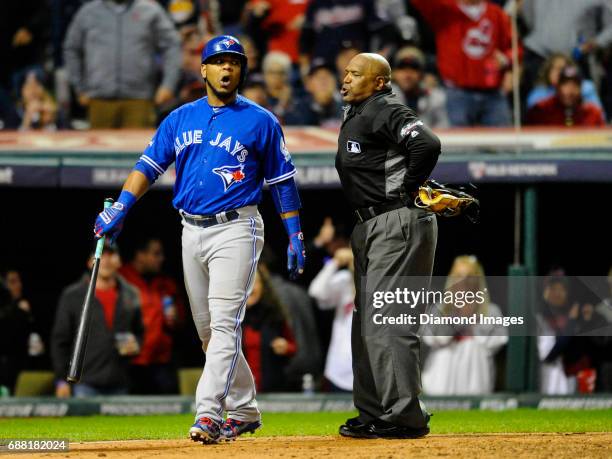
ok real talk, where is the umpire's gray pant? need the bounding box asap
[351,206,437,428]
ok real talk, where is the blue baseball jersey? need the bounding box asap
[134,95,297,215]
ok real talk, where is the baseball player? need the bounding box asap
[94,35,306,444]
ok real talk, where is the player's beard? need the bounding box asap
[206,78,238,103]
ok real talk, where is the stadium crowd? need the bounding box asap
[1,0,611,130]
[1,219,611,398]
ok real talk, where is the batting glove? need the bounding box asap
[94,191,136,242]
[287,232,306,280]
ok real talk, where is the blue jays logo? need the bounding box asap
[213,164,246,191]
[220,38,237,48]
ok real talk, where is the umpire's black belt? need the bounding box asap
[354,199,408,223]
[180,209,240,228]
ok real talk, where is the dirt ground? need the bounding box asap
[12,433,612,459]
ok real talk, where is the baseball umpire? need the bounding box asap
[94,35,306,444]
[336,53,441,439]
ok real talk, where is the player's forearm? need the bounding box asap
[122,170,151,201]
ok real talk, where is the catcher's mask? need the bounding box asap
[414,180,480,223]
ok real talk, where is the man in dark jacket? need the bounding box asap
[52,244,143,397]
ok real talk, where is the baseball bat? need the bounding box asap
[66,198,114,383]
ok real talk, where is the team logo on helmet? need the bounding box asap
[220,38,237,48]
[213,164,246,191]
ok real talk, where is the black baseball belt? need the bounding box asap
[354,199,409,223]
[180,209,240,228]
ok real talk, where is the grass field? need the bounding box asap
[1,409,611,441]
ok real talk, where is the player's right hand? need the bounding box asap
[94,191,137,242]
[94,202,127,242]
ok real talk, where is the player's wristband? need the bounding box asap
[117,190,137,212]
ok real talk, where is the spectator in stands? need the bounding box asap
[52,244,143,398]
[287,59,342,127]
[18,72,59,131]
[151,1,221,38]
[376,0,420,44]
[242,76,269,107]
[63,0,181,128]
[309,247,354,392]
[0,277,31,395]
[527,53,604,111]
[334,41,362,84]
[589,267,612,391]
[242,268,297,392]
[596,267,612,323]
[0,1,49,130]
[299,0,398,76]
[537,272,576,394]
[392,46,449,128]
[238,34,263,78]
[0,1,49,94]
[421,255,508,395]
[520,0,612,96]
[119,238,182,394]
[411,0,514,127]
[175,28,205,107]
[218,0,248,36]
[262,51,303,123]
[527,65,606,127]
[302,216,350,290]
[259,251,322,391]
[1,269,45,363]
[566,303,611,393]
[243,0,309,66]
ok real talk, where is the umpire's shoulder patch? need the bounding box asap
[400,120,424,138]
[347,140,361,154]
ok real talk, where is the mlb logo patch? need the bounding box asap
[347,141,361,154]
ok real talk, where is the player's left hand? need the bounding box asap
[287,232,305,280]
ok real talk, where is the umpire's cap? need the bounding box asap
[201,35,248,85]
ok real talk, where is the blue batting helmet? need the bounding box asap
[201,35,248,85]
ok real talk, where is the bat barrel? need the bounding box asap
[66,257,101,383]
[66,198,113,384]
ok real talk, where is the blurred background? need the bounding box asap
[0,0,611,404]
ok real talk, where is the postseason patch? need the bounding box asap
[347,140,361,153]
[400,120,424,138]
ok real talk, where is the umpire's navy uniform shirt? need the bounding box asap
[335,88,441,209]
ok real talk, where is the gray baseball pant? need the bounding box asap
[181,205,264,424]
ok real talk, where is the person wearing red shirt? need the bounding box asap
[242,268,297,392]
[244,0,309,64]
[527,65,605,127]
[52,244,143,398]
[119,238,184,394]
[411,0,514,126]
